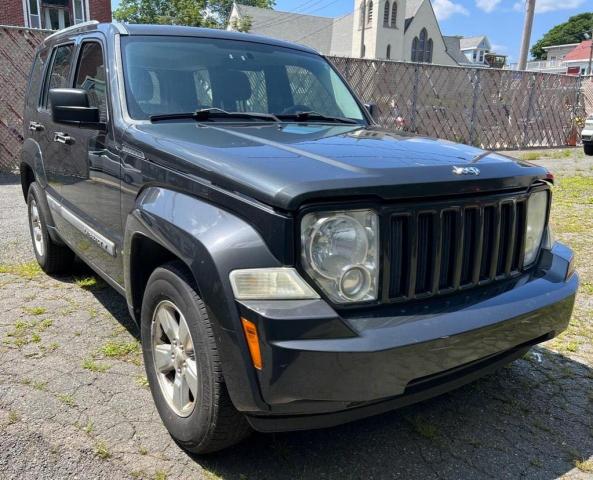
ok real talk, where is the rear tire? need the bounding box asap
[141,261,251,454]
[27,182,74,274]
[584,143,593,156]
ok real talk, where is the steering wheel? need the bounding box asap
[280,105,313,115]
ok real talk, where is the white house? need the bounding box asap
[227,0,465,66]
[459,35,491,66]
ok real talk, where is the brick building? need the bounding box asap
[1,0,111,30]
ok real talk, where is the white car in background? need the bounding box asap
[583,115,593,156]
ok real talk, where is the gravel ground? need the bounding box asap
[1,150,593,479]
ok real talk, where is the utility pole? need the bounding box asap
[360,0,366,58]
[588,34,593,76]
[518,0,536,70]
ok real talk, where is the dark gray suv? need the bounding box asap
[21,21,578,453]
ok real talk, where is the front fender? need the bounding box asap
[124,187,283,412]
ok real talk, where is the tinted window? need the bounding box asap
[121,36,365,123]
[26,48,49,110]
[43,44,74,108]
[75,42,107,122]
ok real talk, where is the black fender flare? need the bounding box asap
[20,138,63,244]
[124,186,282,412]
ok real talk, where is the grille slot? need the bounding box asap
[388,195,530,302]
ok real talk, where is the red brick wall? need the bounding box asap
[0,1,111,28]
[89,0,112,23]
[0,1,26,27]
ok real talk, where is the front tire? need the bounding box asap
[141,261,251,454]
[584,143,593,156]
[27,182,74,274]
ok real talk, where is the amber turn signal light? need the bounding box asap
[241,318,263,370]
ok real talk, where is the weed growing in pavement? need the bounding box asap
[56,393,75,407]
[94,441,111,459]
[82,358,110,373]
[100,340,141,360]
[7,410,20,425]
[0,261,42,279]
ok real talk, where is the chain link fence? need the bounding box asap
[329,56,587,150]
[581,75,593,117]
[0,26,591,172]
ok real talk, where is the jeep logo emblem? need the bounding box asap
[452,166,480,176]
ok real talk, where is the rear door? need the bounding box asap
[37,42,76,198]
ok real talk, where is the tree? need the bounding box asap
[113,0,275,29]
[531,12,593,60]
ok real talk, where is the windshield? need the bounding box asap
[120,36,367,123]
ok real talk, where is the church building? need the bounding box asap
[228,0,467,66]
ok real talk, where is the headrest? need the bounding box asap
[213,70,252,110]
[129,68,154,103]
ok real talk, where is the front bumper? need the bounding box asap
[237,244,578,432]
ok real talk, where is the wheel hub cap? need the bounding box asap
[151,300,198,417]
[29,199,44,257]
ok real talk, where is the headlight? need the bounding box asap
[301,209,379,303]
[524,191,549,266]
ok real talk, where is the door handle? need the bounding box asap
[29,121,44,132]
[53,132,74,145]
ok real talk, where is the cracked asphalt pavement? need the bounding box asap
[1,151,592,479]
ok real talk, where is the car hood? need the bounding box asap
[127,122,548,210]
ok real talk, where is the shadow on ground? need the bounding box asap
[71,268,592,479]
[195,349,593,479]
[0,172,20,186]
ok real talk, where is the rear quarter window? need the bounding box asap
[42,43,75,109]
[26,48,49,110]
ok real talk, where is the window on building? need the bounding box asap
[367,1,373,24]
[42,44,74,108]
[43,4,71,30]
[473,51,477,61]
[384,1,390,27]
[391,2,397,27]
[72,0,87,24]
[411,29,433,63]
[75,42,107,122]
[386,44,391,59]
[479,50,484,62]
[359,1,365,28]
[26,0,41,28]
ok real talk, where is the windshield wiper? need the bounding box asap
[150,108,280,123]
[277,111,359,124]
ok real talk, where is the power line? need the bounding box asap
[243,0,344,32]
[247,0,330,30]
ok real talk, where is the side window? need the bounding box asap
[42,44,74,109]
[75,42,107,122]
[26,48,49,110]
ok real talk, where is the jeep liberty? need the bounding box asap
[20,21,578,453]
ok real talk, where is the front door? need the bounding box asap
[49,38,124,284]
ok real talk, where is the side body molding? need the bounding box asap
[124,187,282,412]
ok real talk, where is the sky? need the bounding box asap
[110,0,593,62]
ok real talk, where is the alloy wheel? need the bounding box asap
[151,300,199,417]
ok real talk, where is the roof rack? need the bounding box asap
[45,20,99,41]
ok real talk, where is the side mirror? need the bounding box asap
[364,102,377,121]
[49,88,104,129]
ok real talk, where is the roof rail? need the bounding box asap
[45,20,99,41]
